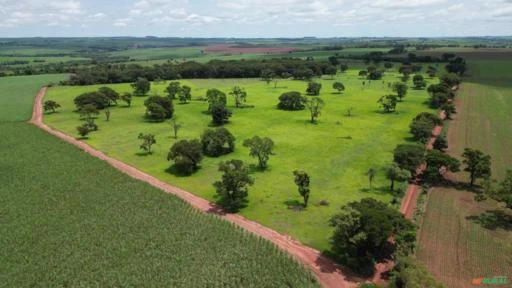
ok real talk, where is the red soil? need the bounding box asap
[203,44,296,54]
[30,87,358,288]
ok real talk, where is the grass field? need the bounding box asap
[0,74,67,122]
[44,70,437,250]
[417,57,512,286]
[0,75,318,287]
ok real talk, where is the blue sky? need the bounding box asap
[0,0,511,37]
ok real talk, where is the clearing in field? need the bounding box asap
[44,70,437,250]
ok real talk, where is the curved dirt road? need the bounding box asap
[30,87,358,287]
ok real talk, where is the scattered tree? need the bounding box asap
[378,95,398,113]
[168,139,203,175]
[412,75,427,89]
[306,97,324,123]
[325,66,337,79]
[166,81,181,99]
[243,136,275,169]
[206,88,227,113]
[144,96,174,121]
[43,100,61,113]
[306,81,322,96]
[76,124,91,138]
[424,150,460,183]
[170,117,182,139]
[214,159,253,212]
[98,87,120,106]
[104,107,111,121]
[131,77,151,96]
[120,92,132,107]
[329,198,415,275]
[138,133,156,154]
[340,64,349,73]
[332,82,345,94]
[229,86,248,108]
[178,85,192,104]
[366,167,377,189]
[293,170,311,207]
[201,127,236,157]
[384,163,412,191]
[210,103,232,125]
[79,104,99,131]
[441,103,456,120]
[260,69,275,84]
[74,91,109,109]
[462,148,492,187]
[494,170,512,208]
[394,144,425,174]
[433,134,448,151]
[393,82,408,101]
[277,91,307,111]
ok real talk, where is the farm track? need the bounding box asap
[30,87,358,288]
[400,111,446,219]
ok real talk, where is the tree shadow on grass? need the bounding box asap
[466,209,512,231]
[164,165,202,178]
[75,136,90,140]
[283,199,305,211]
[135,151,153,157]
[248,163,272,174]
[359,185,392,195]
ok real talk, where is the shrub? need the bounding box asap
[277,91,306,111]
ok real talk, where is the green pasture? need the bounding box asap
[45,70,437,250]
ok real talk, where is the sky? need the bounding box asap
[0,0,511,37]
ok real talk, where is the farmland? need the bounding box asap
[0,75,318,287]
[417,55,512,286]
[44,70,437,251]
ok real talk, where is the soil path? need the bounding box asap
[30,87,358,287]
[400,110,446,219]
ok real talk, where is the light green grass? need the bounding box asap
[0,74,67,122]
[45,71,436,250]
[0,122,318,287]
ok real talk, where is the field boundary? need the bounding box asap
[30,87,358,288]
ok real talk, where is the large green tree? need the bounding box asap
[214,160,253,212]
[293,170,311,207]
[384,163,411,191]
[131,77,151,96]
[243,136,275,169]
[393,82,408,101]
[306,97,324,123]
[229,86,248,108]
[393,144,425,174]
[277,91,307,111]
[462,148,492,187]
[168,139,203,175]
[201,127,236,157]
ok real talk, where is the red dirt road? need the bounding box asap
[400,110,446,219]
[30,87,358,288]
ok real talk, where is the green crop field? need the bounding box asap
[44,70,437,250]
[0,75,318,287]
[417,56,512,287]
[110,47,205,60]
[0,74,67,122]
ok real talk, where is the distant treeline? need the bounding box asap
[63,58,334,85]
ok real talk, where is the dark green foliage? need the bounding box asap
[340,64,349,73]
[79,104,99,131]
[168,139,203,175]
[462,148,492,187]
[43,100,61,113]
[201,127,236,157]
[329,198,415,275]
[393,82,408,101]
[306,81,322,96]
[358,70,368,77]
[293,170,311,207]
[214,159,254,212]
[243,136,275,169]
[1,123,318,287]
[99,87,120,106]
[378,94,398,113]
[433,134,448,151]
[441,103,456,119]
[394,144,425,174]
[131,77,151,96]
[138,133,156,154]
[445,57,466,76]
[409,112,442,143]
[166,81,181,99]
[424,150,461,183]
[206,88,227,112]
[260,69,275,84]
[277,91,307,111]
[178,85,192,104]
[74,91,109,109]
[389,256,445,288]
[384,163,412,191]
[210,103,232,125]
[413,75,427,89]
[144,96,174,121]
[325,66,337,78]
[76,123,91,137]
[333,82,345,93]
[367,70,383,80]
[440,73,461,87]
[120,92,132,107]
[229,86,247,108]
[495,170,512,209]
